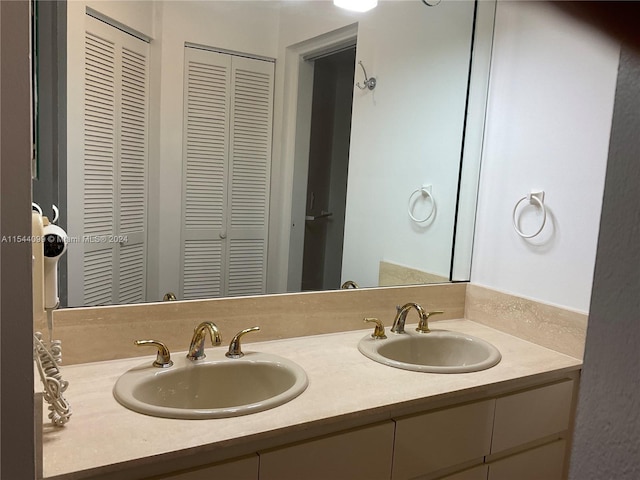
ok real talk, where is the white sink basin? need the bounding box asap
[113,351,308,419]
[358,329,501,373]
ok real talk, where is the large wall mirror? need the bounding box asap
[33,0,495,308]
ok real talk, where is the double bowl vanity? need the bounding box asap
[42,312,581,480]
[113,304,502,420]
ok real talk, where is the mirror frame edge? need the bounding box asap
[451,0,497,282]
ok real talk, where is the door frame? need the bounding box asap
[267,23,358,293]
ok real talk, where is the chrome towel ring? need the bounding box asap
[512,191,547,238]
[408,185,436,223]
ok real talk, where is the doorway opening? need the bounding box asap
[301,47,356,291]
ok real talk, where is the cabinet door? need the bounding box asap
[438,465,488,480]
[155,454,258,480]
[492,380,573,454]
[392,400,494,480]
[259,422,395,480]
[488,440,565,480]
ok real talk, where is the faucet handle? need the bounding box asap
[134,340,173,368]
[415,310,445,333]
[226,326,260,359]
[364,318,387,339]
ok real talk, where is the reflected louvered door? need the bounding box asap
[181,49,231,300]
[67,16,148,306]
[117,36,148,304]
[227,57,273,296]
[180,48,273,299]
[77,24,116,306]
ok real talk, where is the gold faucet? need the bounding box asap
[186,322,222,360]
[391,303,444,334]
[341,280,359,289]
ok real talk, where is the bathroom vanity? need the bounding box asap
[41,319,580,480]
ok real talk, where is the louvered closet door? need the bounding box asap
[181,48,231,300]
[67,16,148,306]
[181,48,273,299]
[117,36,148,304]
[227,57,274,296]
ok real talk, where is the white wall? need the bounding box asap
[471,1,620,312]
[341,0,476,287]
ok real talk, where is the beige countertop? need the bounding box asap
[41,319,581,479]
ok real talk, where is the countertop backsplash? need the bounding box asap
[45,283,466,365]
[41,282,587,365]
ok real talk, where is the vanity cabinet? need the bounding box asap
[487,439,566,480]
[154,455,259,480]
[258,422,395,480]
[115,378,577,480]
[391,400,494,479]
[438,465,489,480]
[490,380,574,454]
[391,379,575,480]
[485,380,574,480]
[254,379,574,480]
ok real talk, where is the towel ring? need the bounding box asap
[512,191,547,238]
[408,186,436,223]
